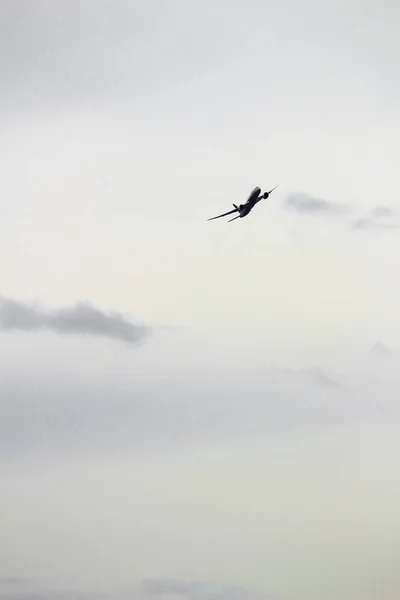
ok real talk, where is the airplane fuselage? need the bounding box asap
[238,203,253,218]
[237,189,262,218]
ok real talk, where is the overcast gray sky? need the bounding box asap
[1,1,400,599]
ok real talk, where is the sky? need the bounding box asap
[1,1,400,599]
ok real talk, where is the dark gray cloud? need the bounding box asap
[284,193,346,216]
[0,297,149,345]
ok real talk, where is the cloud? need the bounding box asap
[351,218,399,230]
[305,368,345,390]
[139,580,279,600]
[368,341,397,358]
[4,359,400,464]
[0,578,33,588]
[370,206,397,218]
[351,205,398,230]
[0,296,149,345]
[0,1,155,111]
[284,193,346,216]
[352,218,375,229]
[0,1,254,114]
[0,579,280,600]
[276,367,345,391]
[284,194,398,232]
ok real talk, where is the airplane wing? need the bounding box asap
[207,208,238,221]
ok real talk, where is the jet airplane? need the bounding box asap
[207,185,278,222]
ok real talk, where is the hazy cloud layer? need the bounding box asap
[2,356,400,598]
[0,579,279,600]
[2,360,399,462]
[284,193,346,216]
[0,297,148,345]
[140,580,277,600]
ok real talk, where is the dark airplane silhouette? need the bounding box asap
[207,185,278,222]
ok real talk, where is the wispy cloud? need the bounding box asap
[284,193,346,216]
[351,205,398,230]
[277,367,345,391]
[305,368,345,390]
[352,218,399,230]
[370,206,396,219]
[285,194,399,233]
[0,297,149,345]
[368,341,397,358]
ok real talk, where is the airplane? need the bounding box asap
[207,185,278,222]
